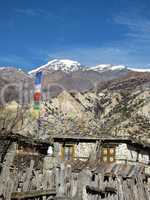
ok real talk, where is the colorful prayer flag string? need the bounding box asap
[33,71,43,117]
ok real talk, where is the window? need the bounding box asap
[17,145,38,156]
[61,144,75,160]
[101,147,115,163]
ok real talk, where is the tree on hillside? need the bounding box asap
[0,102,32,136]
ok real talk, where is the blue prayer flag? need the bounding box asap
[35,71,43,85]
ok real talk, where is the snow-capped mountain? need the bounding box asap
[128,67,150,72]
[87,64,127,72]
[29,59,82,75]
[28,58,150,76]
[88,64,150,73]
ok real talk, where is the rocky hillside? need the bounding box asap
[38,61,130,97]
[0,61,150,144]
[32,71,150,144]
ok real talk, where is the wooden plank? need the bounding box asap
[117,177,124,200]
[65,164,72,197]
[11,189,56,199]
[0,142,17,200]
[23,159,34,192]
[86,185,116,195]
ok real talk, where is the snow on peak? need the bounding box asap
[128,67,150,72]
[29,59,82,75]
[28,59,150,75]
[88,64,126,72]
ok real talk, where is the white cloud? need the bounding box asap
[15,8,150,68]
[113,11,150,42]
[27,9,150,68]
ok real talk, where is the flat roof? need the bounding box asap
[53,135,150,150]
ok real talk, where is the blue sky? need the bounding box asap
[1,0,150,71]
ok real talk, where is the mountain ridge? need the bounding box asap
[28,59,150,75]
[0,60,149,143]
[0,59,150,75]
[0,59,150,102]
[28,59,82,75]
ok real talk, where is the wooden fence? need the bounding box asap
[0,142,149,200]
[55,163,150,200]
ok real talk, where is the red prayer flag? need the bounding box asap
[34,92,41,101]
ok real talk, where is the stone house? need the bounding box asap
[0,133,149,199]
[0,133,54,199]
[46,134,150,174]
[0,133,50,171]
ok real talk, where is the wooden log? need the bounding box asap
[98,172,105,191]
[71,173,78,198]
[55,167,60,196]
[5,178,14,200]
[34,170,42,190]
[23,160,34,192]
[11,189,56,200]
[132,180,140,200]
[55,163,66,198]
[86,185,117,196]
[76,168,91,200]
[137,177,149,200]
[0,142,17,200]
[65,164,71,197]
[59,163,65,196]
[144,185,150,200]
[116,177,124,200]
[122,179,131,200]
[105,186,117,194]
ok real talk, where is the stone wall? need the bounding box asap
[116,143,150,174]
[54,142,96,160]
[44,142,150,173]
[43,142,96,169]
[116,143,149,164]
[75,143,96,159]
